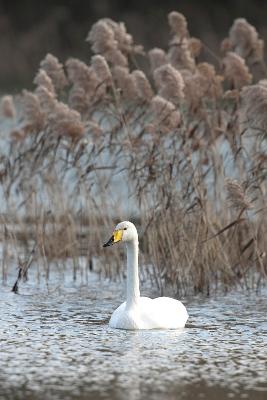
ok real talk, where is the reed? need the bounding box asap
[0,11,267,294]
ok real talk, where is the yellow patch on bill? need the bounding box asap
[113,229,123,243]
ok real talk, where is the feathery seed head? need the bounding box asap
[132,70,153,101]
[229,18,263,62]
[68,85,88,113]
[168,11,188,39]
[148,48,168,72]
[87,20,117,54]
[48,102,84,139]
[66,58,92,86]
[1,95,16,119]
[225,178,253,211]
[21,90,44,130]
[222,52,252,89]
[113,66,139,101]
[153,64,184,104]
[188,37,202,58]
[40,53,67,90]
[91,55,112,84]
[151,95,181,131]
[35,86,56,113]
[239,84,267,133]
[168,40,195,71]
[34,69,55,95]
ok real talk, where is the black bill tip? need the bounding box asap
[103,235,114,248]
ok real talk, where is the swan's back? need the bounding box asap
[109,296,188,330]
[145,297,188,328]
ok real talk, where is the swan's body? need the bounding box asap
[109,296,188,329]
[103,221,188,330]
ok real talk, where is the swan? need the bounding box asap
[103,221,188,330]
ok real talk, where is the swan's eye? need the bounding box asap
[124,228,127,230]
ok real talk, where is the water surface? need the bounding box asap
[0,270,266,400]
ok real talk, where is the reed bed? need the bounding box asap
[0,11,267,295]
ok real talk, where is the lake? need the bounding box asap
[0,268,266,400]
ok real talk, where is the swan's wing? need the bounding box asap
[139,296,188,329]
[109,302,126,328]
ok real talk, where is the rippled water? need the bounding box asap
[0,269,266,400]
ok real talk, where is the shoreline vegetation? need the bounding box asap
[0,11,267,295]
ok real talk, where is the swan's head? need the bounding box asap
[103,221,138,247]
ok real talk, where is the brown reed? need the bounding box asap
[1,11,267,295]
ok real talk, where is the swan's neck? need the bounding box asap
[126,238,140,309]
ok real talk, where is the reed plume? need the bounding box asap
[239,84,267,133]
[148,48,167,72]
[66,58,96,88]
[1,95,16,119]
[113,66,139,101]
[87,18,142,68]
[35,86,56,113]
[228,18,264,63]
[132,70,153,102]
[153,64,184,104]
[151,95,181,131]
[87,20,117,54]
[188,37,202,58]
[68,86,88,113]
[182,63,223,109]
[66,58,105,104]
[34,69,56,95]
[167,11,196,71]
[222,52,252,89]
[168,11,188,40]
[40,53,68,90]
[47,102,84,139]
[225,178,253,211]
[91,55,112,85]
[168,39,195,71]
[21,90,44,131]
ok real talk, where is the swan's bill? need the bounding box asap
[103,235,114,247]
[103,229,123,247]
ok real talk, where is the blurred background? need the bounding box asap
[0,0,267,91]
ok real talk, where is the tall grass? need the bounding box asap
[0,12,267,295]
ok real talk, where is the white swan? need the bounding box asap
[103,221,188,330]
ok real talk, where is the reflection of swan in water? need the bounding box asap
[103,221,188,330]
[113,329,184,400]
